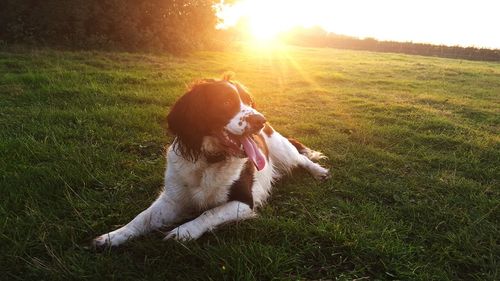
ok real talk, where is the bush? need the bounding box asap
[0,0,219,53]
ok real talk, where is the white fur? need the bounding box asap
[94,112,329,247]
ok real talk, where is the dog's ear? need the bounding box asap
[167,86,207,161]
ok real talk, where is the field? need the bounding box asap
[1,45,499,280]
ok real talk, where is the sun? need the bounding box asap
[242,1,290,42]
[248,19,281,42]
[215,0,316,43]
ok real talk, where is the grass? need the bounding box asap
[0,45,499,280]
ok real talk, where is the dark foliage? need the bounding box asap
[281,26,500,62]
[0,0,220,53]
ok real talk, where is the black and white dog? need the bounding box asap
[93,75,330,247]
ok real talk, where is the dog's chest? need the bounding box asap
[171,156,247,209]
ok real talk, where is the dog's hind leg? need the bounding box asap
[287,137,327,162]
[264,128,330,181]
[93,192,182,248]
[296,153,331,181]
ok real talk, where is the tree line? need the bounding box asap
[0,0,220,53]
[1,1,499,61]
[280,27,500,62]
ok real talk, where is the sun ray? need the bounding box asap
[280,48,323,92]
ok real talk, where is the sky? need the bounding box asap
[215,0,500,49]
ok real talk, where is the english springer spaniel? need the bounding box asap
[93,75,330,247]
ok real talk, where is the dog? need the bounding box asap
[93,75,330,247]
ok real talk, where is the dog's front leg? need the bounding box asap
[93,192,182,247]
[164,201,256,241]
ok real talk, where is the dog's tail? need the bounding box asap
[287,138,327,161]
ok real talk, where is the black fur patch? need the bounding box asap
[228,160,255,209]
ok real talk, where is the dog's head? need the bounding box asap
[167,74,266,170]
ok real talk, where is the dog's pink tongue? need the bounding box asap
[241,136,266,171]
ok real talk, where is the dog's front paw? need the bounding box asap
[92,234,113,249]
[92,230,129,249]
[164,222,205,241]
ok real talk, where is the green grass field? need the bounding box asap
[1,45,499,280]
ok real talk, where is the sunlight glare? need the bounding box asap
[216,0,318,43]
[215,0,500,49]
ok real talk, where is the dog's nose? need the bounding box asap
[246,114,266,130]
